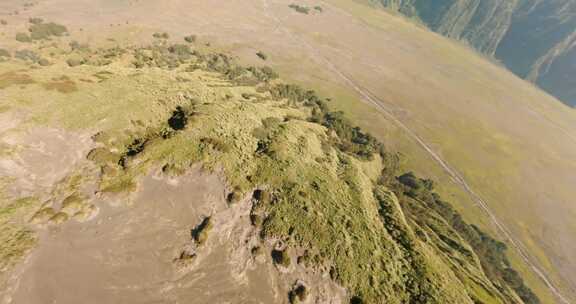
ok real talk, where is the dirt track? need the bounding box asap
[261,0,571,302]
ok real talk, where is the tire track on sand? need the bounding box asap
[261,0,570,302]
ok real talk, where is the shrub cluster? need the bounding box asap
[395,172,540,304]
[15,20,67,42]
[15,33,32,43]
[133,44,194,69]
[269,84,382,160]
[28,21,68,40]
[152,32,169,39]
[374,187,432,303]
[289,4,310,14]
[225,65,278,85]
[14,49,48,65]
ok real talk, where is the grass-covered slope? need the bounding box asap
[368,0,576,106]
[0,35,538,303]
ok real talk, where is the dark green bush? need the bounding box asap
[321,111,382,160]
[256,51,267,60]
[167,106,189,130]
[394,171,540,304]
[289,4,310,14]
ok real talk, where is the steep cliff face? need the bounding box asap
[373,0,576,107]
[496,0,576,106]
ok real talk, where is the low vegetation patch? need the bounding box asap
[0,197,38,271]
[289,4,310,14]
[0,71,35,89]
[184,35,197,43]
[42,76,78,93]
[0,49,10,58]
[28,20,68,40]
[394,172,540,304]
[15,32,32,43]
[152,32,169,39]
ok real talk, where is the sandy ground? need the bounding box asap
[4,170,278,304]
[2,168,346,304]
[0,126,93,197]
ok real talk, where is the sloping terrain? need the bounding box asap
[0,23,544,303]
[370,0,576,107]
[0,0,575,303]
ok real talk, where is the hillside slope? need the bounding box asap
[0,0,575,303]
[0,32,540,303]
[371,0,576,107]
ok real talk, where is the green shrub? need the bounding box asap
[15,33,32,43]
[256,51,267,60]
[152,32,169,39]
[29,22,68,40]
[167,106,189,130]
[288,4,310,14]
[350,296,364,304]
[66,57,85,67]
[321,111,382,160]
[249,66,278,82]
[168,44,192,62]
[69,40,90,51]
[14,50,41,63]
[394,171,540,304]
[184,35,197,43]
[38,58,50,66]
